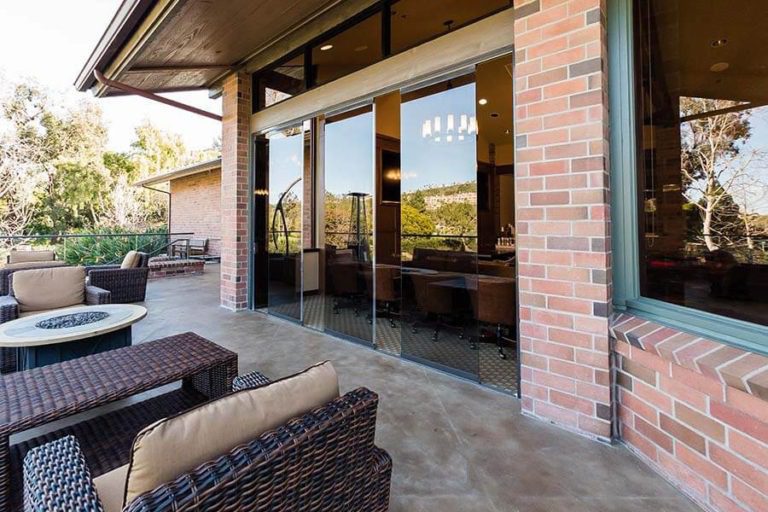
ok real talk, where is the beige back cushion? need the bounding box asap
[3,261,67,270]
[8,250,56,264]
[124,361,339,505]
[120,251,140,269]
[13,266,86,313]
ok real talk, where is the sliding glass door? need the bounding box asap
[266,123,306,322]
[321,107,375,345]
[399,76,480,379]
[252,54,517,394]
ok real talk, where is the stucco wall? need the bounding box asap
[170,170,222,256]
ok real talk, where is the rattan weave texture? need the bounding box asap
[0,332,237,511]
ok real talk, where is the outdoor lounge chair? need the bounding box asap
[86,251,150,303]
[171,238,209,258]
[0,266,111,373]
[23,362,393,512]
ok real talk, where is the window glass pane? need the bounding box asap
[637,0,768,326]
[322,107,375,345]
[391,0,511,54]
[400,76,480,379]
[266,124,305,321]
[256,53,305,110]
[311,13,383,87]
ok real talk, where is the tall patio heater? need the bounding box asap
[346,192,370,262]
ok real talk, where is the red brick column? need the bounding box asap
[513,0,612,440]
[220,72,251,310]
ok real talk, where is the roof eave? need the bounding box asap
[74,0,157,92]
[132,158,222,187]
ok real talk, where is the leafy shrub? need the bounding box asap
[56,228,169,265]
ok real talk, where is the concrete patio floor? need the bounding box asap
[132,268,700,512]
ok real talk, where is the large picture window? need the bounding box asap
[634,0,768,327]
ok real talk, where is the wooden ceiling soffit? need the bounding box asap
[205,0,380,94]
[95,0,184,97]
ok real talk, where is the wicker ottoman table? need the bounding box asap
[0,332,237,511]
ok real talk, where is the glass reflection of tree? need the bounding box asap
[269,177,302,255]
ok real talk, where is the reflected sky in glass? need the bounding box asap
[401,84,477,192]
[268,131,303,205]
[325,112,374,195]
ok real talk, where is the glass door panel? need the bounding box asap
[266,124,305,322]
[476,54,518,394]
[400,76,480,380]
[374,92,402,355]
[323,106,375,345]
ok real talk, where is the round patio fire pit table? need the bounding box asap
[0,304,146,371]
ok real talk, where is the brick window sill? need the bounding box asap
[610,313,768,401]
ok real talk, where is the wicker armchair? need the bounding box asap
[23,376,392,512]
[0,273,110,374]
[86,252,150,303]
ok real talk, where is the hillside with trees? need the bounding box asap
[0,78,219,258]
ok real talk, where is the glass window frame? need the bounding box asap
[608,0,768,356]
[251,1,513,112]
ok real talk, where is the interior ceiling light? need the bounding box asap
[478,98,488,105]
[320,44,334,51]
[711,38,728,48]
[710,62,730,73]
[354,45,368,52]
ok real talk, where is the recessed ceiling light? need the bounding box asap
[710,62,730,73]
[354,45,368,52]
[320,44,334,51]
[711,38,728,48]
[478,98,488,105]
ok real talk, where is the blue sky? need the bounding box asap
[400,83,477,192]
[268,132,304,204]
[0,1,221,152]
[325,112,374,196]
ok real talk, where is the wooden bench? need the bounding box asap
[0,332,237,511]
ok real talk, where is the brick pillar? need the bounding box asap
[513,0,612,440]
[220,72,251,310]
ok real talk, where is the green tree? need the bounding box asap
[681,97,755,251]
[130,121,187,178]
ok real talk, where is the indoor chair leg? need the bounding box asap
[496,323,507,360]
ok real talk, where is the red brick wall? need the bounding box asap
[513,0,612,440]
[613,315,768,512]
[170,170,222,256]
[220,72,251,310]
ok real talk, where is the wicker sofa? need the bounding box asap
[0,266,111,374]
[23,364,392,512]
[86,252,150,303]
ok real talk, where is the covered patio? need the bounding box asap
[130,269,697,512]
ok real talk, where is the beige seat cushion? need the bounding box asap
[8,250,56,264]
[124,361,339,506]
[3,261,67,270]
[94,464,129,512]
[13,267,86,313]
[120,251,140,269]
